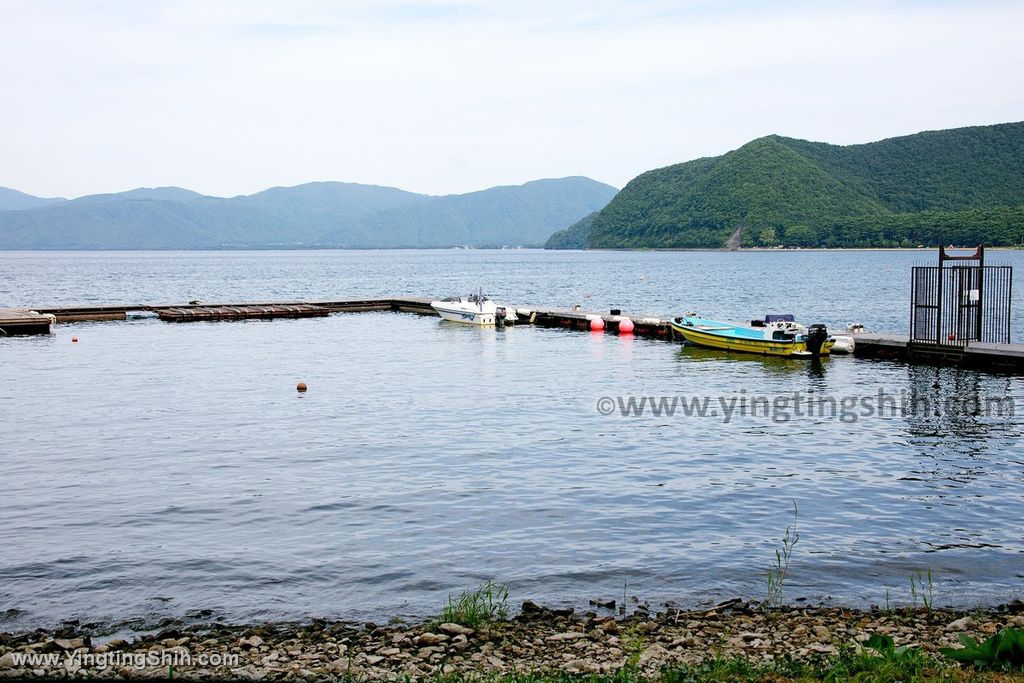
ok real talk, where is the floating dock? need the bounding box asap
[0,308,53,336]
[5,298,1022,373]
[37,305,129,322]
[32,297,438,323]
[157,304,331,322]
[854,334,1024,372]
[527,307,672,338]
[20,298,672,339]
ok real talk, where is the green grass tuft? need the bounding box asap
[443,579,510,627]
[764,500,799,610]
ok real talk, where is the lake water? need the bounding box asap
[1,249,1023,632]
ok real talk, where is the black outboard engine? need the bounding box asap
[805,324,830,356]
[496,306,508,328]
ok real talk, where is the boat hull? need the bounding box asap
[671,319,834,357]
[431,303,496,325]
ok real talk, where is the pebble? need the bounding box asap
[636,621,659,633]
[671,635,698,649]
[326,657,353,674]
[638,644,670,667]
[53,638,86,650]
[239,635,264,648]
[438,623,475,637]
[414,632,448,646]
[565,658,599,673]
[946,616,976,632]
[0,604,1010,680]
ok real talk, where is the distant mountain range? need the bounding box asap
[0,177,617,249]
[546,122,1024,249]
[0,187,67,211]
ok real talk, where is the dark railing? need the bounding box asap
[910,246,1012,346]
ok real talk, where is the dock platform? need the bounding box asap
[152,298,438,321]
[0,308,53,336]
[528,307,674,338]
[31,297,438,323]
[854,334,1024,371]
[37,306,129,322]
[8,298,1024,373]
[156,304,331,322]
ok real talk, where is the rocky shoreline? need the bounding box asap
[2,600,1024,680]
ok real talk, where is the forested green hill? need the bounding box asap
[546,122,1024,249]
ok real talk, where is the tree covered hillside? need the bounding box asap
[547,122,1024,249]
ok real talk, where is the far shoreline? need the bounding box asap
[0,246,1021,254]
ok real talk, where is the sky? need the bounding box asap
[1,0,1022,199]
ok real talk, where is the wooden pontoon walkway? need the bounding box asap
[6,298,1023,372]
[853,333,1024,372]
[157,304,331,322]
[0,308,53,336]
[527,307,672,338]
[33,297,438,323]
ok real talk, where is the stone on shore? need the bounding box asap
[1,603,1019,680]
[438,623,475,637]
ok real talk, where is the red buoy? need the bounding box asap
[71,336,78,343]
[618,319,635,334]
[589,318,605,331]
[296,382,308,393]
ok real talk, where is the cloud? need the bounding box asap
[0,0,1021,197]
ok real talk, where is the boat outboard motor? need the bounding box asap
[805,324,830,356]
[496,306,508,328]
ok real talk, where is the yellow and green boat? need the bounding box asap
[670,314,835,358]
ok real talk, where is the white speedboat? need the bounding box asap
[431,291,502,325]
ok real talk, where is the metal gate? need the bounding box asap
[910,246,1012,346]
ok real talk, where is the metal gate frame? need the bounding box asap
[910,245,1013,346]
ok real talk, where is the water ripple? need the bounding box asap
[1,251,1023,631]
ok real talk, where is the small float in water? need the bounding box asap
[430,290,515,326]
[671,313,835,358]
[829,323,865,354]
[830,335,855,354]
